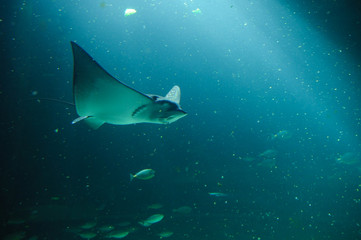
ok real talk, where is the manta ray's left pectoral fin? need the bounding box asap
[72,115,104,129]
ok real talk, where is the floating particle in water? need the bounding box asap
[124,8,136,16]
[192,8,202,15]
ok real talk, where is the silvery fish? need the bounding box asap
[208,192,228,197]
[98,225,115,232]
[258,149,277,158]
[80,221,97,229]
[158,231,174,238]
[105,230,129,239]
[78,232,97,239]
[172,206,192,214]
[148,203,163,209]
[336,152,361,165]
[130,169,155,181]
[270,130,292,140]
[258,158,276,168]
[139,214,164,227]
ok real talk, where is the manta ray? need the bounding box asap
[70,41,187,129]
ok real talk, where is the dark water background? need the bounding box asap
[1,0,361,239]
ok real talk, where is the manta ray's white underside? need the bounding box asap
[71,41,187,129]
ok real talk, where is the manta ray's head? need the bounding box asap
[152,99,187,124]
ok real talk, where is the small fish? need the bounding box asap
[80,221,97,229]
[208,192,228,197]
[106,230,129,239]
[148,203,163,209]
[138,221,152,227]
[258,149,277,158]
[65,226,82,234]
[258,158,276,168]
[98,225,115,232]
[130,169,155,181]
[242,156,254,162]
[158,231,174,238]
[139,214,164,227]
[172,206,192,214]
[125,226,138,233]
[336,152,361,165]
[78,232,97,239]
[271,130,292,140]
[7,218,26,225]
[96,203,106,211]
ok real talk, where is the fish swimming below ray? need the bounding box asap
[208,192,228,197]
[130,169,155,181]
[139,214,164,227]
[70,41,187,129]
[158,231,174,238]
[105,230,129,239]
[147,203,163,209]
[172,206,192,214]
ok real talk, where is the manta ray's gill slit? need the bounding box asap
[132,105,148,117]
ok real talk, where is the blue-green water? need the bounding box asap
[1,0,361,239]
